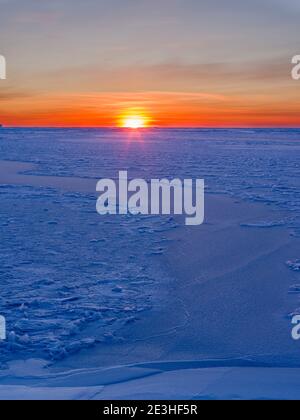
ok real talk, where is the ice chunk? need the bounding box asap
[286,260,300,272]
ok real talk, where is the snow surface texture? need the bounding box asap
[0,182,176,361]
[0,128,300,399]
[2,359,300,400]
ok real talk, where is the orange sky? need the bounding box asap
[1,90,300,128]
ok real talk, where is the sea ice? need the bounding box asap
[286,260,300,272]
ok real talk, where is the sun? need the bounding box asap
[121,115,148,129]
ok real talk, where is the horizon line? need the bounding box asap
[1,126,300,130]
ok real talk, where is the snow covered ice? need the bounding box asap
[1,128,300,399]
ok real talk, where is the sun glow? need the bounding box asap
[121,115,148,129]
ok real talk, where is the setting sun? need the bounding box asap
[121,115,148,129]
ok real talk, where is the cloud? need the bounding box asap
[27,58,293,95]
[0,88,33,101]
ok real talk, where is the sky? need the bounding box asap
[0,0,299,127]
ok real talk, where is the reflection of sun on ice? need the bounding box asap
[121,115,148,129]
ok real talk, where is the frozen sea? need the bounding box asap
[0,128,300,400]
